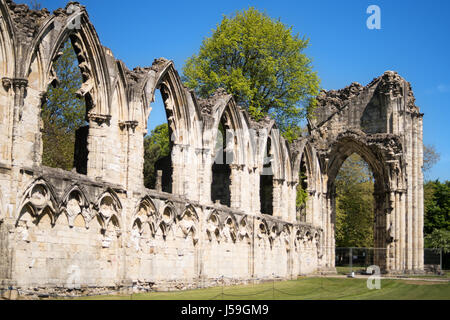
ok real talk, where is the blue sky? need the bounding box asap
[30,0,449,181]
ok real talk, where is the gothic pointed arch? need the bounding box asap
[133,195,157,224]
[129,59,191,146]
[95,188,122,230]
[177,204,199,243]
[16,178,59,226]
[59,184,92,228]
[0,0,15,78]
[205,210,221,242]
[25,5,111,116]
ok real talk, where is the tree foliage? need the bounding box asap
[143,123,170,189]
[425,229,450,254]
[296,173,308,208]
[183,7,320,140]
[41,40,86,171]
[423,144,440,173]
[335,154,374,248]
[424,180,450,235]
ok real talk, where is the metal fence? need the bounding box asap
[335,247,447,275]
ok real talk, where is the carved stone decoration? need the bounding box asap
[281,225,291,250]
[159,82,177,138]
[132,196,158,244]
[2,77,12,91]
[17,179,58,226]
[176,205,199,244]
[268,224,280,248]
[314,231,323,259]
[95,191,121,227]
[222,216,237,243]
[93,190,122,247]
[130,218,143,251]
[102,215,121,248]
[59,186,92,228]
[206,211,221,242]
[164,202,175,223]
[294,228,303,252]
[159,201,176,236]
[70,33,96,108]
[257,220,269,241]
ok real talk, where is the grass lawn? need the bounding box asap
[335,266,450,278]
[72,277,450,300]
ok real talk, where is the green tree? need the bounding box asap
[143,123,170,189]
[335,154,374,248]
[425,229,450,254]
[424,180,450,235]
[183,7,320,140]
[41,40,86,171]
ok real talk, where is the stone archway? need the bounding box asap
[308,71,424,274]
[325,134,391,271]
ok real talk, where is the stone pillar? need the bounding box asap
[288,181,298,223]
[155,170,162,192]
[272,178,284,218]
[230,164,243,209]
[251,167,260,214]
[412,115,418,271]
[194,148,204,202]
[119,121,139,191]
[85,114,112,181]
[171,144,182,195]
[200,149,213,204]
[406,115,413,271]
[394,191,400,271]
[5,78,28,166]
[417,115,424,271]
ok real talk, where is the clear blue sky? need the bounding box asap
[30,0,449,181]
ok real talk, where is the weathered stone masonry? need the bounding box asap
[0,1,424,296]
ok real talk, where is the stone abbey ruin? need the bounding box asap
[0,1,424,296]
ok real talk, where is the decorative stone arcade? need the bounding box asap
[0,0,424,296]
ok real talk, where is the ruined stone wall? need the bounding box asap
[309,71,424,273]
[0,0,424,296]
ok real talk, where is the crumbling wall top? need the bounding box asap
[5,0,50,41]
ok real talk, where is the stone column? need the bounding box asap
[272,178,284,218]
[230,164,243,209]
[288,181,298,223]
[406,115,413,271]
[412,115,418,271]
[4,78,28,166]
[171,144,182,195]
[417,115,424,271]
[394,191,400,271]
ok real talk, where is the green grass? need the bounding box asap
[335,266,450,279]
[71,277,450,300]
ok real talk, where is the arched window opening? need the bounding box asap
[260,137,273,215]
[41,39,88,174]
[143,87,172,193]
[296,156,308,222]
[334,153,375,269]
[211,120,231,206]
